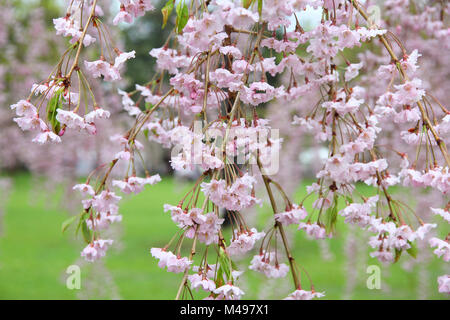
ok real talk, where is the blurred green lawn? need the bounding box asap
[0,174,447,299]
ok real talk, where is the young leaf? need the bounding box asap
[61,214,78,233]
[325,195,339,233]
[47,89,63,133]
[242,0,255,9]
[258,0,263,16]
[161,0,174,29]
[215,266,224,288]
[176,1,189,34]
[406,241,418,258]
[218,247,232,280]
[81,220,91,244]
[145,102,153,110]
[75,213,86,236]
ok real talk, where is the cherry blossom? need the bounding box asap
[150,248,192,273]
[213,283,245,300]
[298,222,328,239]
[438,275,450,294]
[274,204,308,226]
[81,239,114,262]
[227,228,265,256]
[11,0,450,300]
[284,289,325,300]
[249,252,289,278]
[429,238,450,262]
[188,273,216,292]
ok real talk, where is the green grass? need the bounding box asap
[0,174,447,299]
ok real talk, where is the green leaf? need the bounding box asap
[75,213,85,236]
[161,0,174,29]
[345,196,354,204]
[406,241,418,258]
[61,215,78,233]
[81,220,91,244]
[215,266,224,288]
[175,1,189,34]
[145,102,153,111]
[143,128,149,139]
[47,89,63,133]
[258,0,263,16]
[324,195,339,233]
[242,0,254,9]
[218,247,232,280]
[231,260,238,271]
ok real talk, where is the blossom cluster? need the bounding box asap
[13,0,450,299]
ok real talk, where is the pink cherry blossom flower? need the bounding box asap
[166,255,193,273]
[340,196,379,227]
[274,204,308,225]
[249,252,289,278]
[84,59,121,81]
[437,275,450,294]
[188,273,216,292]
[197,212,224,245]
[114,50,136,70]
[431,207,450,223]
[81,239,114,262]
[209,68,243,92]
[261,37,299,53]
[227,228,265,256]
[337,25,361,49]
[150,248,176,269]
[92,190,121,214]
[219,46,242,59]
[284,289,325,300]
[164,204,194,228]
[87,212,122,230]
[56,109,85,130]
[394,108,421,123]
[112,175,159,195]
[394,78,425,105]
[415,223,436,240]
[252,57,281,77]
[377,63,397,80]
[401,49,421,76]
[201,174,261,211]
[113,0,155,25]
[84,108,110,124]
[14,116,47,132]
[298,222,328,239]
[149,47,190,74]
[214,283,245,300]
[84,59,111,78]
[345,62,363,82]
[429,237,450,262]
[53,16,96,47]
[32,131,61,144]
[225,6,258,28]
[114,150,131,161]
[113,10,134,25]
[370,249,395,264]
[400,131,420,145]
[323,95,363,116]
[10,100,37,117]
[357,27,387,41]
[232,59,254,74]
[73,183,95,197]
[240,82,280,106]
